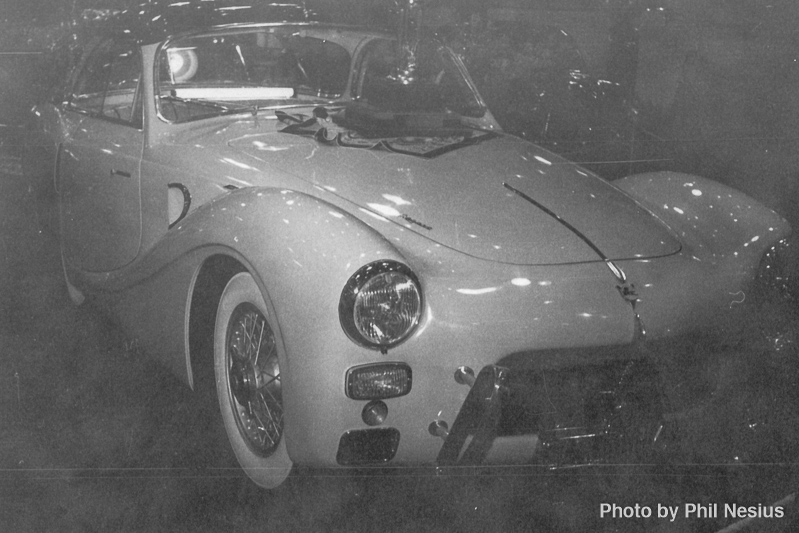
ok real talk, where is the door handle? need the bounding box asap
[111,169,131,178]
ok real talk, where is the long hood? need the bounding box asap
[226,129,680,265]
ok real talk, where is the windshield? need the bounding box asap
[157,27,487,126]
[157,27,351,122]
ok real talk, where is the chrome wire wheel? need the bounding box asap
[226,302,283,457]
[214,272,292,489]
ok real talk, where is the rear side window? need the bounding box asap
[70,39,142,127]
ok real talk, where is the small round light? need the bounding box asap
[362,400,388,426]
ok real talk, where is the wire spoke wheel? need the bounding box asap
[214,272,292,488]
[227,303,284,456]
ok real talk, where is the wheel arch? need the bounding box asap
[174,189,413,467]
[95,185,417,469]
[93,186,408,398]
[187,253,247,390]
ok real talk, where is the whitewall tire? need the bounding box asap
[213,272,292,489]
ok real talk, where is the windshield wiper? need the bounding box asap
[160,94,278,126]
[456,115,502,135]
[160,93,256,120]
[262,101,345,115]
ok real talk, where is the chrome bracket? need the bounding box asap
[435,364,510,466]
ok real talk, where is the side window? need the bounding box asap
[356,39,484,117]
[70,40,142,127]
[287,36,350,98]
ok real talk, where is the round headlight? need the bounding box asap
[339,261,422,350]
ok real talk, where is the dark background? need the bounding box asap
[1,1,799,531]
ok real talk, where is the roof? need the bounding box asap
[111,1,324,44]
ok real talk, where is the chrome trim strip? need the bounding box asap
[502,181,627,283]
[503,182,645,340]
[167,182,191,229]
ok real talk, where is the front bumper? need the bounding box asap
[335,357,668,468]
[432,359,666,468]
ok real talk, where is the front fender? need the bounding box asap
[74,188,409,464]
[615,172,791,262]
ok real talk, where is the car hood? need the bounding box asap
[227,128,681,265]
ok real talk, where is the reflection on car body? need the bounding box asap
[23,0,792,489]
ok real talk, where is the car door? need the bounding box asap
[59,38,143,273]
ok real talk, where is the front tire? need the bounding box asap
[214,272,292,489]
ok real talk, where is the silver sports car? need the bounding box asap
[23,0,792,488]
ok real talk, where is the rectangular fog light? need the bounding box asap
[345,363,412,400]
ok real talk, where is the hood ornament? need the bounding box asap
[388,0,426,85]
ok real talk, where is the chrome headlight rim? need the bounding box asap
[339,260,423,350]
